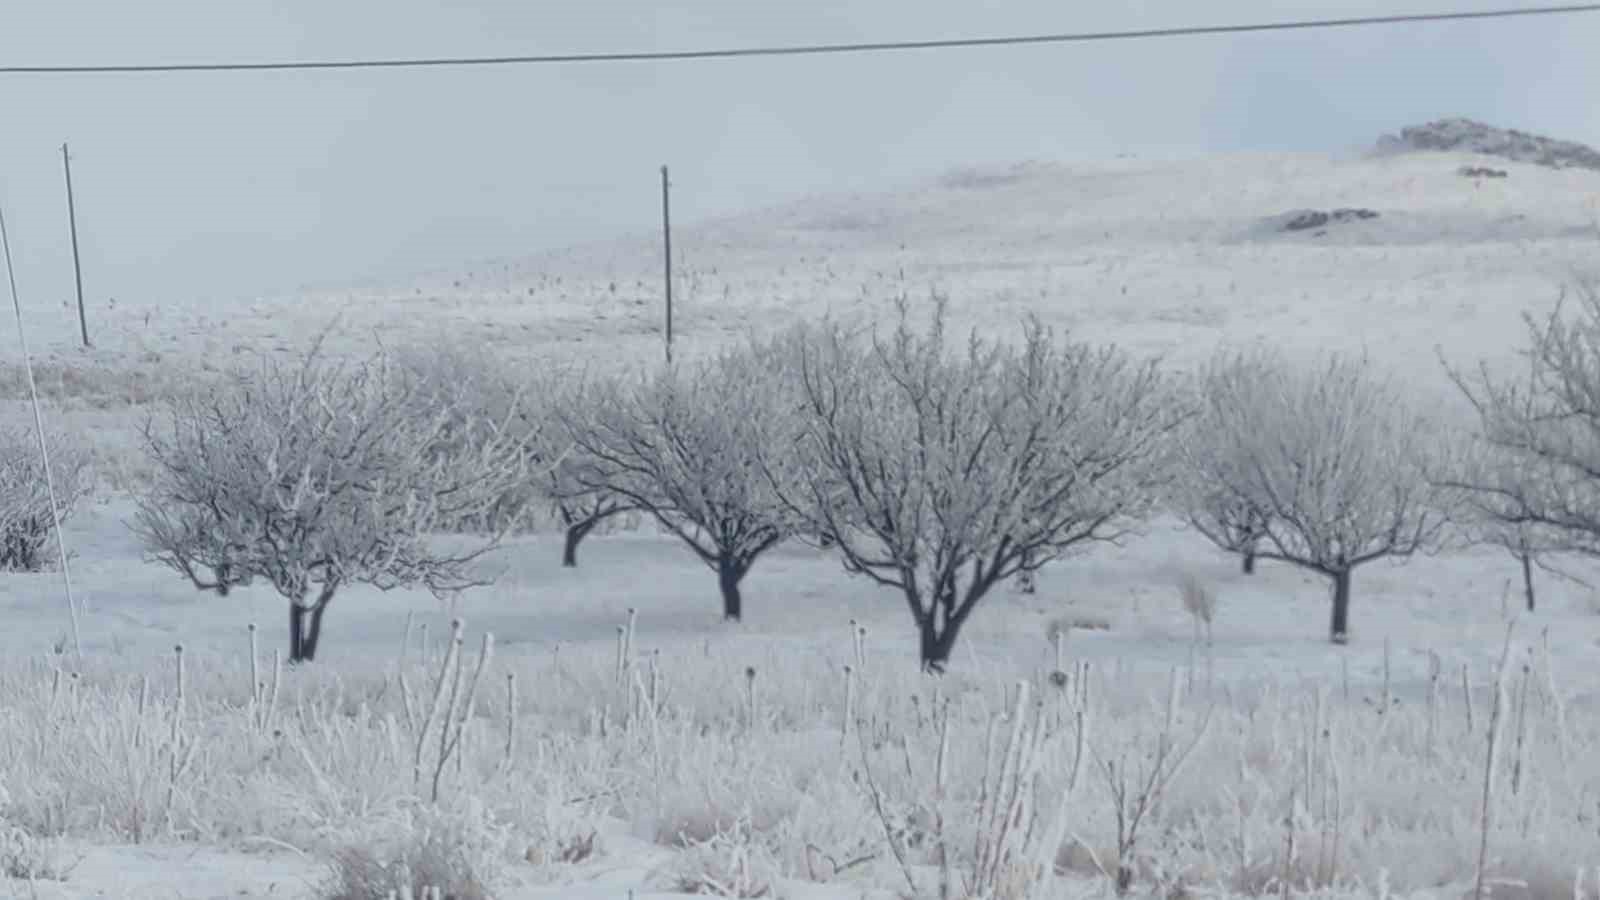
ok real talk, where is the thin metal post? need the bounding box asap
[62,143,90,348]
[661,165,672,364]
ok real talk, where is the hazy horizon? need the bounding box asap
[1,1,1596,315]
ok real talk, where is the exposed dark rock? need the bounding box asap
[1281,208,1380,233]
[1378,118,1600,171]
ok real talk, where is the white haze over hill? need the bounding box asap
[0,0,1596,314]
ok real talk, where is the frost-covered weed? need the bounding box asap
[0,637,1596,897]
[320,801,503,900]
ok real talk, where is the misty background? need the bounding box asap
[0,0,1595,315]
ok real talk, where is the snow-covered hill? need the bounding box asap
[14,140,1598,422]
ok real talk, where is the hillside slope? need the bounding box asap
[15,146,1600,408]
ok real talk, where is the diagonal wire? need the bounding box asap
[0,199,84,664]
[0,4,1596,74]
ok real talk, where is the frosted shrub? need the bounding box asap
[666,826,782,898]
[321,803,502,900]
[1176,571,1218,644]
[0,822,74,881]
[133,342,538,662]
[0,425,90,572]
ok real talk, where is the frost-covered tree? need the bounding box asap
[558,349,795,621]
[1441,281,1600,607]
[393,346,631,567]
[776,302,1182,672]
[391,342,545,535]
[1179,349,1449,644]
[535,374,635,568]
[134,346,536,662]
[1438,434,1575,613]
[1185,493,1269,576]
[0,426,90,572]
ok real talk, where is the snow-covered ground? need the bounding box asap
[6,496,1600,898]
[5,145,1600,898]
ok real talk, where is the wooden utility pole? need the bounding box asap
[61,142,90,348]
[661,164,672,364]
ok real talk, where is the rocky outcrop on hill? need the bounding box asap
[1377,118,1600,171]
[1277,208,1380,233]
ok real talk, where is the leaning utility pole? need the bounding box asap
[661,164,673,364]
[61,142,89,348]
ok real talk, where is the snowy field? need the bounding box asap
[4,146,1600,898]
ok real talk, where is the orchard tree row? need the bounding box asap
[117,285,1600,669]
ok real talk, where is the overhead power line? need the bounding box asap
[1,3,1597,74]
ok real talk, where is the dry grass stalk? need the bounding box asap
[1177,571,1218,646]
[431,631,493,802]
[412,620,463,791]
[1475,624,1516,900]
[1096,668,1213,895]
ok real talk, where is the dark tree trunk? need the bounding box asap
[562,520,595,568]
[1329,568,1352,645]
[1242,550,1256,575]
[289,603,306,663]
[288,585,337,663]
[917,586,970,674]
[1521,551,1535,612]
[917,615,964,674]
[910,577,995,673]
[718,558,744,622]
[1116,864,1135,896]
[302,599,331,661]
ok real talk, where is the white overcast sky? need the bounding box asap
[0,1,1594,310]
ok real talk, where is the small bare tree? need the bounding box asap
[535,374,635,568]
[0,426,90,572]
[552,490,632,568]
[1179,349,1449,644]
[134,345,536,662]
[1443,442,1571,613]
[1185,493,1269,575]
[392,342,543,535]
[558,349,795,621]
[1438,284,1600,612]
[1171,381,1269,575]
[776,301,1182,672]
[394,347,632,567]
